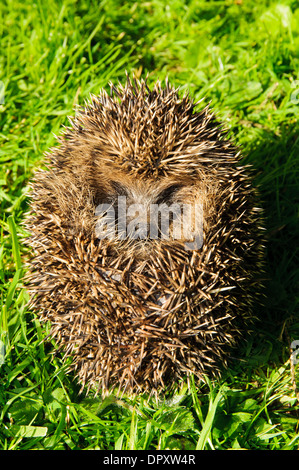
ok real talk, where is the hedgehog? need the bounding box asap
[24,76,265,395]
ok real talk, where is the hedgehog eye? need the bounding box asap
[110,181,128,196]
[156,184,183,204]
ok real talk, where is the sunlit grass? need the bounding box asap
[0,0,298,450]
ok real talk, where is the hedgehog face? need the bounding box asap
[94,176,206,252]
[25,77,264,394]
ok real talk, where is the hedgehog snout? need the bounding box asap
[95,179,204,248]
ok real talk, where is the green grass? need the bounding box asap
[0,0,299,450]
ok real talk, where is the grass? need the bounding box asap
[0,0,298,450]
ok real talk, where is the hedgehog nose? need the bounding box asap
[126,221,151,239]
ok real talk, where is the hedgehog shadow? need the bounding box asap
[228,123,299,376]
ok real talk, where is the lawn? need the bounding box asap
[0,0,298,450]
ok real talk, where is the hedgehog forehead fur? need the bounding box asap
[25,76,265,395]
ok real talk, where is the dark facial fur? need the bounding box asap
[24,77,265,394]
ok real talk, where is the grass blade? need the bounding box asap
[8,215,22,272]
[196,387,223,450]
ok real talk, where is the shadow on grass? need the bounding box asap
[231,122,299,374]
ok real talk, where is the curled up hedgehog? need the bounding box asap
[24,77,265,395]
